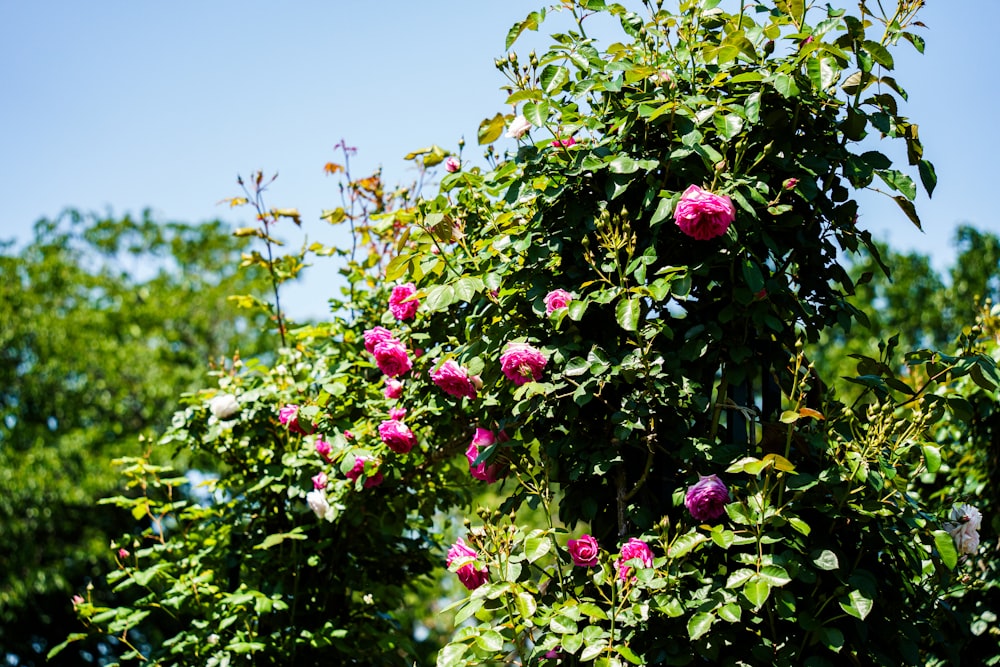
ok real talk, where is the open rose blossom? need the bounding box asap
[447,537,489,590]
[432,359,478,400]
[311,471,328,490]
[615,538,654,582]
[505,115,531,139]
[466,428,505,483]
[373,339,412,377]
[363,326,395,354]
[389,283,419,321]
[346,456,384,489]
[567,534,600,568]
[378,419,416,454]
[544,289,573,315]
[500,342,548,386]
[209,393,240,420]
[315,438,332,462]
[674,184,735,241]
[946,503,983,555]
[685,474,731,522]
[278,404,309,434]
[384,378,404,399]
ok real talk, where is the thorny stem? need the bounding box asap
[239,172,287,348]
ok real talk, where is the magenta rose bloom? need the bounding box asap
[567,534,600,568]
[384,378,404,399]
[466,428,504,483]
[389,283,419,321]
[447,537,489,591]
[373,339,412,377]
[500,342,548,386]
[685,474,731,522]
[363,326,395,354]
[378,419,416,454]
[278,404,310,434]
[346,455,384,489]
[543,289,573,315]
[615,538,654,582]
[674,184,735,241]
[389,406,407,420]
[314,438,332,461]
[432,359,478,400]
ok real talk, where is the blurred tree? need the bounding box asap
[0,210,270,665]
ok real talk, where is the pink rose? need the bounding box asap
[346,456,384,489]
[389,406,407,420]
[374,339,412,377]
[118,548,130,559]
[315,438,332,461]
[551,137,576,148]
[567,534,600,568]
[363,326,395,354]
[279,404,310,434]
[344,430,354,440]
[946,503,983,555]
[447,537,489,591]
[500,342,548,386]
[684,474,731,522]
[444,156,461,173]
[782,177,799,191]
[673,185,735,241]
[615,538,653,583]
[432,359,478,400]
[389,283,419,321]
[505,115,532,139]
[543,289,573,315]
[466,428,505,483]
[311,471,328,490]
[384,378,404,399]
[378,419,416,454]
[72,595,85,607]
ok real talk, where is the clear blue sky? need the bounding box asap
[2,2,997,319]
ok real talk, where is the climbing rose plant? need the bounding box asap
[62,2,1000,666]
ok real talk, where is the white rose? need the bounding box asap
[505,115,532,139]
[946,503,982,555]
[209,393,240,420]
[307,489,331,520]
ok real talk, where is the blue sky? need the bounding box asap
[2,2,997,319]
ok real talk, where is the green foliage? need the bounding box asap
[0,210,269,665]
[67,2,998,666]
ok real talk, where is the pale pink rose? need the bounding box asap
[567,534,600,568]
[374,339,412,377]
[447,537,489,590]
[363,326,395,354]
[346,456,384,489]
[615,538,653,582]
[378,419,417,454]
[674,185,735,241]
[946,503,983,555]
[466,428,504,483]
[506,115,532,139]
[500,342,548,386]
[384,378,404,399]
[278,404,312,434]
[389,407,407,420]
[544,289,573,315]
[306,489,331,520]
[311,471,328,490]
[315,438,332,461]
[389,283,419,321]
[432,359,478,400]
[72,595,85,607]
[118,548,130,559]
[444,156,461,173]
[684,474,731,522]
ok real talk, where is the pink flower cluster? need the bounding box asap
[447,537,489,590]
[674,184,735,241]
[346,455,384,489]
[615,538,654,582]
[364,326,412,378]
[389,283,420,321]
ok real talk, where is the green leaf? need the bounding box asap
[524,534,552,564]
[934,529,958,570]
[726,568,756,589]
[743,578,772,608]
[770,73,799,98]
[437,642,468,667]
[759,564,791,587]
[255,530,306,550]
[918,159,937,197]
[425,284,456,311]
[921,444,941,474]
[608,155,640,174]
[550,615,578,634]
[581,642,607,661]
[744,91,761,124]
[540,64,570,94]
[812,549,840,570]
[478,113,505,145]
[523,100,551,128]
[46,633,88,660]
[713,113,743,142]
[877,169,917,200]
[741,259,765,293]
[477,629,505,653]
[687,612,715,641]
[515,590,537,619]
[863,40,894,69]
[892,195,922,230]
[455,597,484,625]
[453,277,484,302]
[670,530,709,558]
[615,296,641,331]
[839,588,874,620]
[505,11,543,50]
[788,517,811,536]
[578,602,608,620]
[650,195,673,226]
[617,644,645,664]
[718,602,742,623]
[564,356,590,377]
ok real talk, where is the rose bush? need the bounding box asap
[62,2,1000,666]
